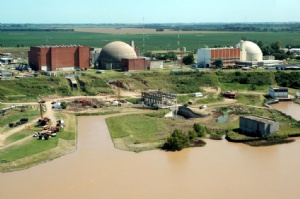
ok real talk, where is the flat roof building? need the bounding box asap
[197,47,240,68]
[197,40,263,68]
[240,115,279,137]
[28,45,90,71]
[121,58,150,71]
[269,87,288,99]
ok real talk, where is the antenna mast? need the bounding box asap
[142,17,145,55]
[177,29,180,51]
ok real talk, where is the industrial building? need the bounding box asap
[121,58,150,71]
[90,48,102,67]
[28,45,90,71]
[239,115,279,137]
[269,87,289,99]
[197,40,263,68]
[95,41,159,71]
[197,47,240,68]
[96,41,137,70]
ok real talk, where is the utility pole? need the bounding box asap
[142,17,145,55]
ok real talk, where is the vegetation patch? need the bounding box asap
[0,76,72,101]
[106,114,174,145]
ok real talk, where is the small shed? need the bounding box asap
[223,91,237,99]
[269,87,288,99]
[0,58,14,65]
[193,92,203,97]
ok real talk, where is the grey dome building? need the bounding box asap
[97,41,137,69]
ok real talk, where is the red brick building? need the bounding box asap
[28,45,90,71]
[121,58,150,71]
[197,48,240,68]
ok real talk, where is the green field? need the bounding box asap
[1,31,300,51]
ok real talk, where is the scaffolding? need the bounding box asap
[141,91,177,108]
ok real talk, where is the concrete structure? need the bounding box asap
[149,60,164,69]
[121,58,150,71]
[0,69,12,79]
[197,47,240,68]
[28,45,90,71]
[263,55,275,60]
[141,91,177,108]
[177,106,204,119]
[90,48,102,68]
[97,41,137,70]
[239,115,279,137]
[269,87,288,99]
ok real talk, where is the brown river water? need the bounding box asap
[1,103,300,199]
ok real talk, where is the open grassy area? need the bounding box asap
[106,114,174,143]
[0,76,72,102]
[236,93,265,106]
[0,105,40,134]
[0,113,76,172]
[104,103,300,152]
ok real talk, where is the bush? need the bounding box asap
[60,101,68,109]
[193,123,208,138]
[163,129,190,151]
[188,130,198,139]
[266,133,288,141]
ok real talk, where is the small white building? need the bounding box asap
[193,92,203,97]
[0,58,14,65]
[150,60,164,69]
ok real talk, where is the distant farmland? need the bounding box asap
[0,28,300,51]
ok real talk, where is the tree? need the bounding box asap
[60,101,68,109]
[163,129,190,151]
[213,59,223,68]
[182,53,195,65]
[193,123,208,138]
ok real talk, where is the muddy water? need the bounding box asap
[271,101,300,121]
[1,116,300,199]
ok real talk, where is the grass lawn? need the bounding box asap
[0,113,77,172]
[0,106,40,134]
[106,114,175,144]
[0,138,59,162]
[236,93,265,106]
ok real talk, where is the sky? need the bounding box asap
[1,0,299,24]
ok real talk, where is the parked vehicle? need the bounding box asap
[19,118,29,124]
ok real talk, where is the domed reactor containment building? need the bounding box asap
[197,40,263,68]
[95,41,138,70]
[235,40,263,62]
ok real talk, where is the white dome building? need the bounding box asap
[236,40,263,62]
[97,41,137,69]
